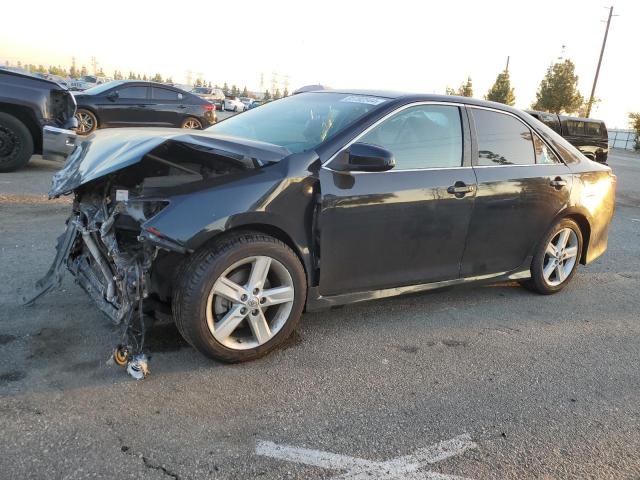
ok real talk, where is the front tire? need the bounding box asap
[0,112,34,172]
[75,109,97,135]
[173,232,306,363]
[524,218,583,295]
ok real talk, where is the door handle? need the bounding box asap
[177,105,187,109]
[447,182,476,196]
[549,177,567,189]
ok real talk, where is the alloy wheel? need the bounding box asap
[206,255,295,350]
[542,227,579,286]
[75,111,94,134]
[182,118,202,129]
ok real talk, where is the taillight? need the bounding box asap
[203,104,214,112]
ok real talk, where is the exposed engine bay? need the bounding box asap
[24,135,280,379]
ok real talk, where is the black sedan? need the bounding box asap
[30,90,616,376]
[73,80,216,135]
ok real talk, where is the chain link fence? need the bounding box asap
[608,129,638,151]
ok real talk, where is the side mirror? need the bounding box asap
[332,142,395,172]
[106,91,119,101]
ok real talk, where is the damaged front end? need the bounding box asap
[25,129,290,379]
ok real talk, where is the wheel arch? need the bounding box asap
[562,212,591,265]
[0,103,42,152]
[76,106,100,128]
[207,223,311,286]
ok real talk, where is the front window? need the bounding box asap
[208,92,388,153]
[359,105,463,169]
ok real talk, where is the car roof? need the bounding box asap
[308,88,526,114]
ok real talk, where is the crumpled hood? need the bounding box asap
[49,128,291,198]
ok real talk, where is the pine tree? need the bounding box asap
[445,78,473,97]
[485,69,515,106]
[80,66,88,76]
[223,82,229,95]
[151,73,163,82]
[458,77,473,97]
[283,88,289,97]
[532,59,583,114]
[242,86,249,97]
[166,77,173,84]
[143,74,148,81]
[263,90,271,101]
[273,88,281,100]
[231,84,239,96]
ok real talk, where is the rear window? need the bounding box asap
[152,87,181,100]
[566,120,585,136]
[473,109,535,166]
[585,122,602,137]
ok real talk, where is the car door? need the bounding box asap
[460,106,572,277]
[98,85,151,126]
[150,87,184,126]
[318,103,477,296]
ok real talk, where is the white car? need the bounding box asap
[223,96,246,112]
[69,75,112,91]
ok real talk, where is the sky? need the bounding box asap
[1,0,638,128]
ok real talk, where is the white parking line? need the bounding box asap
[256,433,477,479]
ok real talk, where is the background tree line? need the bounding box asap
[446,58,592,116]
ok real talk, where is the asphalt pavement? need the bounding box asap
[0,148,639,479]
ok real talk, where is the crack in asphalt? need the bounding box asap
[105,420,180,480]
[120,444,180,480]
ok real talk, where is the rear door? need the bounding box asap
[318,103,477,296]
[460,107,572,277]
[150,87,183,126]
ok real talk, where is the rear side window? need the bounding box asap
[473,109,535,165]
[117,86,148,99]
[566,120,585,136]
[585,122,602,136]
[359,105,463,170]
[152,87,181,100]
[533,134,560,164]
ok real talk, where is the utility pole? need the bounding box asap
[586,6,614,118]
[505,56,510,73]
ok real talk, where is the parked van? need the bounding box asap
[526,110,609,163]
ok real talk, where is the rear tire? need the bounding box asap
[173,232,306,362]
[523,218,583,295]
[181,117,203,129]
[0,112,34,172]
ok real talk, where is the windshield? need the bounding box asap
[207,92,388,153]
[81,81,122,95]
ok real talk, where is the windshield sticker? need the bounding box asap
[340,95,387,105]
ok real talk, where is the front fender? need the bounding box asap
[143,158,318,280]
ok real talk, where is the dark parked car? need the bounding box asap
[526,110,609,163]
[28,90,616,376]
[73,80,216,135]
[0,70,77,171]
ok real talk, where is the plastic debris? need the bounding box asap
[126,353,150,380]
